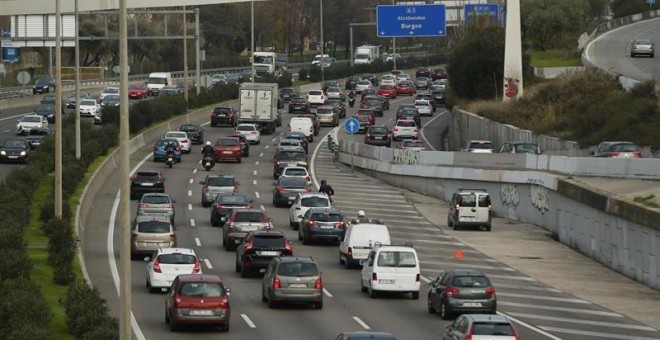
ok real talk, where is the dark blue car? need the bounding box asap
[32,77,56,94]
[34,103,56,123]
[152,138,182,162]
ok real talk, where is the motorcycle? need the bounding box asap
[202,155,215,171]
[165,153,175,168]
[348,97,355,108]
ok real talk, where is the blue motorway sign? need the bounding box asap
[465,4,500,23]
[344,118,360,134]
[2,47,19,63]
[377,4,446,38]
[648,0,655,5]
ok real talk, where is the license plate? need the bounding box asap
[320,225,335,229]
[379,279,395,284]
[259,268,267,273]
[294,106,302,109]
[460,216,476,221]
[242,225,258,231]
[462,302,482,307]
[258,251,279,256]
[289,283,306,288]
[8,156,18,159]
[141,182,154,186]
[288,196,296,200]
[374,136,382,140]
[205,162,211,166]
[222,151,233,154]
[189,310,214,316]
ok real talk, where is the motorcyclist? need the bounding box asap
[201,141,215,157]
[356,210,369,223]
[319,179,335,200]
[165,141,176,162]
[348,90,356,107]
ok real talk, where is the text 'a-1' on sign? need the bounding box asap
[344,118,360,134]
[377,4,446,38]
[464,4,500,23]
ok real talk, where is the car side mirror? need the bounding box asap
[225,287,231,294]
[297,215,303,219]
[143,256,151,262]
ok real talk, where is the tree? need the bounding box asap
[611,0,649,18]
[199,3,249,53]
[521,0,589,50]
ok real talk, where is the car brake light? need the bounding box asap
[372,273,378,281]
[192,259,201,273]
[285,240,293,253]
[445,286,459,297]
[304,187,312,193]
[488,204,493,217]
[131,231,138,237]
[228,222,235,230]
[393,127,399,131]
[608,152,619,157]
[338,221,345,229]
[170,232,176,239]
[244,239,253,253]
[307,221,316,226]
[153,258,162,273]
[314,278,323,290]
[273,277,281,289]
[413,128,418,132]
[157,173,164,181]
[165,203,173,209]
[347,247,353,257]
[485,286,496,297]
[214,203,224,209]
[204,185,209,193]
[174,293,182,306]
[138,203,147,208]
[365,133,370,138]
[467,148,474,152]
[415,274,420,282]
[233,186,239,193]
[465,324,473,340]
[633,151,642,157]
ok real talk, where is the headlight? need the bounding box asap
[0,151,5,155]
[20,151,26,156]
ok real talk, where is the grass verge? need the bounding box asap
[633,195,660,208]
[529,50,582,67]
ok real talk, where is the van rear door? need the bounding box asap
[457,193,478,222]
[394,251,419,291]
[476,193,491,223]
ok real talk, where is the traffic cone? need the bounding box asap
[453,248,465,260]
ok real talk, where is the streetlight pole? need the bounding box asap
[251,0,255,83]
[74,0,81,160]
[183,5,189,103]
[54,0,62,219]
[320,0,324,82]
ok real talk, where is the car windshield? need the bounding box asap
[279,177,308,188]
[234,212,266,223]
[377,251,417,268]
[397,120,416,127]
[179,283,225,297]
[157,254,196,265]
[370,127,388,134]
[279,151,306,161]
[137,221,170,233]
[311,212,341,222]
[253,235,285,248]
[217,195,250,205]
[514,144,539,153]
[452,275,491,287]
[284,168,307,176]
[147,77,167,84]
[81,100,97,106]
[277,262,319,277]
[469,141,493,149]
[237,125,256,131]
[472,322,515,336]
[21,116,42,123]
[610,143,639,152]
[301,197,329,207]
[217,138,238,146]
[3,140,25,148]
[141,195,171,204]
[207,177,234,187]
[213,107,233,114]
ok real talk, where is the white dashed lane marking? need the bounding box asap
[187,190,192,196]
[352,316,370,330]
[241,314,257,328]
[255,192,261,199]
[253,180,257,185]
[189,178,193,184]
[188,204,192,211]
[195,238,201,247]
[190,219,196,227]
[204,258,213,269]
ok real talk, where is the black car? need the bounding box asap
[345,76,360,90]
[361,98,385,117]
[288,96,310,114]
[32,77,55,94]
[273,176,311,207]
[325,98,346,118]
[34,103,56,123]
[100,94,120,109]
[416,66,431,78]
[0,139,30,164]
[427,269,497,319]
[430,85,446,107]
[364,125,392,147]
[210,106,237,127]
[26,127,53,149]
[235,230,293,277]
[322,80,340,93]
[129,170,165,200]
[363,94,389,110]
[210,192,253,226]
[178,124,204,144]
[299,207,346,245]
[361,73,379,86]
[273,147,308,179]
[281,131,309,153]
[40,94,56,105]
[431,67,448,80]
[280,87,299,103]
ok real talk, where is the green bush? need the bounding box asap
[61,282,119,339]
[0,278,52,339]
[0,248,32,280]
[45,218,75,285]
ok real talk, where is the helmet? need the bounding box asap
[321,179,327,185]
[206,141,211,146]
[358,210,366,217]
[168,141,174,146]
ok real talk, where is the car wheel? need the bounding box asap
[338,252,344,265]
[453,222,460,231]
[292,222,299,231]
[485,224,492,232]
[237,157,242,164]
[223,237,231,251]
[314,300,323,309]
[211,122,216,127]
[220,322,229,332]
[165,308,170,324]
[298,228,303,241]
[240,264,249,278]
[428,293,437,313]
[235,258,241,273]
[447,216,452,228]
[268,295,278,309]
[262,290,268,302]
[302,231,309,245]
[345,257,353,270]
[412,291,420,300]
[440,300,452,320]
[361,279,367,293]
[169,316,179,332]
[289,218,295,228]
[368,284,378,298]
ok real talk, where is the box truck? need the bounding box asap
[238,83,279,134]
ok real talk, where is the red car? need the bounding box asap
[214,137,242,163]
[128,82,148,99]
[377,85,397,99]
[396,82,415,96]
[431,67,448,80]
[165,274,230,332]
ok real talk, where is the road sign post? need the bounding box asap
[377,4,446,38]
[344,118,360,172]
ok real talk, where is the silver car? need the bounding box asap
[200,174,238,207]
[137,193,176,222]
[261,256,323,309]
[325,86,345,101]
[630,38,654,58]
[130,214,177,257]
[223,208,273,251]
[315,105,339,127]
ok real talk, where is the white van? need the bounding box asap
[360,244,420,299]
[339,221,390,269]
[447,188,492,231]
[288,117,314,142]
[146,72,173,96]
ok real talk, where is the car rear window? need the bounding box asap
[479,195,491,207]
[397,120,416,127]
[217,138,239,146]
[135,172,160,180]
[301,197,329,207]
[179,283,225,297]
[317,108,333,114]
[157,139,179,147]
[277,262,319,276]
[237,125,256,131]
[284,168,307,176]
[472,322,515,336]
[459,194,477,207]
[217,195,250,205]
[311,213,342,222]
[611,143,639,152]
[278,151,306,161]
[369,127,388,134]
[207,177,234,187]
[452,275,491,287]
[292,97,306,103]
[308,90,323,96]
[141,195,170,204]
[157,254,197,264]
[137,221,170,233]
[377,251,417,268]
[234,212,266,222]
[279,177,308,188]
[469,141,493,149]
[213,107,233,114]
[365,100,380,106]
[253,235,285,248]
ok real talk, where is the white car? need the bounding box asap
[79,99,101,117]
[17,114,49,135]
[164,131,191,153]
[360,244,421,299]
[400,139,426,150]
[414,99,432,117]
[396,73,411,83]
[235,123,261,144]
[306,90,326,107]
[355,80,373,93]
[279,166,311,183]
[288,117,315,142]
[380,75,397,86]
[98,86,119,102]
[145,248,201,293]
[325,86,345,101]
[392,119,418,141]
[289,192,332,229]
[463,140,495,153]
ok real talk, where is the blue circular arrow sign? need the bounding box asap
[344,118,360,134]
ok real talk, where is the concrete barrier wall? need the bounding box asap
[337,146,660,290]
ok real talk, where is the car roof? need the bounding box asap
[207,174,235,179]
[250,230,285,237]
[275,256,315,263]
[177,274,222,283]
[277,146,306,152]
[462,313,510,323]
[307,207,342,214]
[157,247,196,256]
[444,269,488,276]
[232,208,264,213]
[375,245,417,253]
[141,193,170,197]
[468,139,493,143]
[135,214,171,223]
[298,192,329,198]
[457,188,489,194]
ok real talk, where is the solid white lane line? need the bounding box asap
[498,302,622,317]
[388,223,442,229]
[497,292,590,304]
[485,274,537,282]
[3,129,9,133]
[188,204,192,211]
[190,219,196,227]
[421,261,514,272]
[255,161,259,165]
[265,145,269,149]
[353,316,371,330]
[259,152,264,157]
[253,170,257,176]
[420,275,431,283]
[241,314,257,328]
[255,191,261,199]
[194,238,201,247]
[189,178,193,184]
[271,138,277,142]
[253,180,257,185]
[539,326,659,340]
[494,283,562,293]
[507,313,657,331]
[193,168,197,174]
[323,288,333,297]
[187,190,192,196]
[204,258,213,269]
[498,312,562,340]
[420,110,448,151]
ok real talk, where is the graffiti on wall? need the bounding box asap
[393,149,419,165]
[500,183,519,207]
[528,179,549,213]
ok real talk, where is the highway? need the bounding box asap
[80,88,660,339]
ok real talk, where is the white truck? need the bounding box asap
[354,45,380,65]
[238,83,280,134]
[253,51,288,77]
[146,72,172,96]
